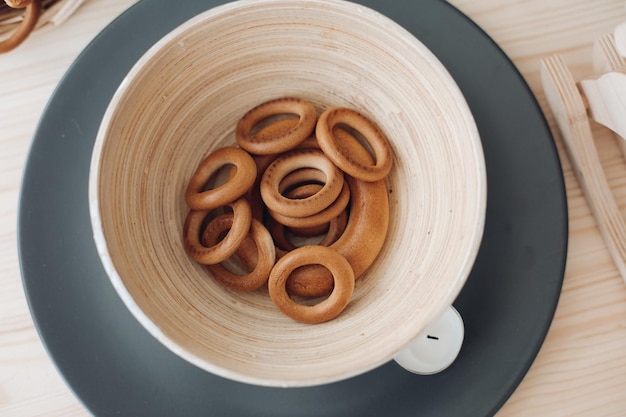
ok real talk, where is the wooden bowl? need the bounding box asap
[89,0,486,387]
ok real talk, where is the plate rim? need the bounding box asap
[17,0,568,416]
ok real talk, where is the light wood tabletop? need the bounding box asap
[2,0,626,416]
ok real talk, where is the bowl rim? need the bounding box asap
[88,0,487,387]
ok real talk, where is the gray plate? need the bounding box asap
[18,0,568,416]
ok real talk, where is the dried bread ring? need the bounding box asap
[203,214,275,291]
[183,197,252,265]
[246,119,320,221]
[286,176,389,298]
[249,162,322,223]
[268,246,355,324]
[182,101,392,324]
[0,0,41,53]
[6,0,34,5]
[185,146,256,211]
[278,168,325,192]
[268,127,363,233]
[290,207,349,242]
[270,207,348,252]
[282,184,329,237]
[260,149,343,218]
[236,98,317,155]
[251,122,320,176]
[316,107,392,182]
[285,131,388,297]
[269,183,348,249]
[268,180,350,229]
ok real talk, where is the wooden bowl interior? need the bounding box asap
[90,0,485,387]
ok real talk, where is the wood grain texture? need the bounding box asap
[541,55,626,284]
[0,3,141,415]
[1,0,626,415]
[450,1,626,416]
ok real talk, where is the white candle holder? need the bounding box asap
[393,306,464,375]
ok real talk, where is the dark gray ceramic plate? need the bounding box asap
[18,0,568,416]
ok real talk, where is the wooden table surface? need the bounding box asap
[2,0,626,416]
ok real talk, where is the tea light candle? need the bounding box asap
[393,306,464,375]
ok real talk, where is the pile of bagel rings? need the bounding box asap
[182,97,392,324]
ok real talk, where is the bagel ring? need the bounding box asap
[267,133,349,235]
[292,208,349,244]
[185,146,256,210]
[278,167,325,191]
[260,149,344,218]
[286,176,389,298]
[282,184,329,237]
[183,197,252,265]
[0,0,41,54]
[268,180,350,229]
[270,204,349,252]
[282,130,388,297]
[316,107,393,182]
[251,119,321,176]
[235,98,317,155]
[203,214,275,291]
[268,246,355,324]
[245,119,321,221]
